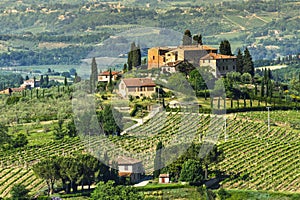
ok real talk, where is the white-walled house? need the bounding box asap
[98,71,121,82]
[159,174,170,183]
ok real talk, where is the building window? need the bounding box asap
[223,66,225,70]
[163,57,166,62]
[233,65,235,69]
[153,56,155,60]
[226,66,228,70]
[125,165,128,171]
[208,60,210,63]
[203,60,205,63]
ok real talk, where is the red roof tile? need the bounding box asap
[122,78,155,87]
[200,53,236,60]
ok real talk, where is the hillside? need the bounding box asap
[0,110,299,198]
[0,0,298,65]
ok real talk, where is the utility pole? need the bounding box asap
[224,117,227,142]
[266,107,271,131]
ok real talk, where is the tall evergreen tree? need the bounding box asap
[182,29,192,45]
[243,48,254,76]
[127,42,141,70]
[64,76,68,86]
[107,68,113,92]
[236,49,243,74]
[219,40,232,55]
[40,75,44,86]
[153,141,164,178]
[45,75,49,87]
[90,57,98,93]
[192,34,203,45]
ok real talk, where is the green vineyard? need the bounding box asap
[0,111,299,197]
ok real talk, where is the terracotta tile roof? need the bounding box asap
[200,53,236,60]
[116,156,142,165]
[122,78,155,87]
[178,45,217,51]
[159,174,169,178]
[99,71,120,76]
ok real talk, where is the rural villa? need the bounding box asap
[115,156,145,184]
[118,78,156,98]
[147,44,237,77]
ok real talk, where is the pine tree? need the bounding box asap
[236,49,243,74]
[243,48,254,76]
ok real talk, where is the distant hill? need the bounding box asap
[0,0,298,63]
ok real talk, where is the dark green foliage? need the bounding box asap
[33,154,108,195]
[107,68,114,92]
[243,48,254,76]
[90,57,98,93]
[219,40,232,56]
[33,157,60,195]
[6,96,20,105]
[0,124,10,149]
[10,184,30,200]
[153,141,163,178]
[179,159,203,183]
[91,180,144,200]
[236,49,243,74]
[0,46,93,66]
[127,42,141,70]
[0,73,24,91]
[176,61,196,77]
[202,144,224,180]
[12,133,28,148]
[97,105,122,135]
[64,76,68,86]
[182,29,192,45]
[192,34,203,45]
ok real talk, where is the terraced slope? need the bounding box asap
[0,111,299,198]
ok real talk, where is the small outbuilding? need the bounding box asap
[159,174,170,184]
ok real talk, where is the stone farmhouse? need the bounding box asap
[118,78,156,98]
[200,53,237,77]
[147,44,236,77]
[115,156,145,184]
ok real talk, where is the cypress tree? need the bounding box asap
[243,48,254,76]
[64,76,68,86]
[40,75,44,87]
[261,81,265,97]
[45,75,49,87]
[127,42,141,70]
[236,49,243,74]
[153,141,163,178]
[90,57,98,93]
[182,29,192,45]
[219,40,232,55]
